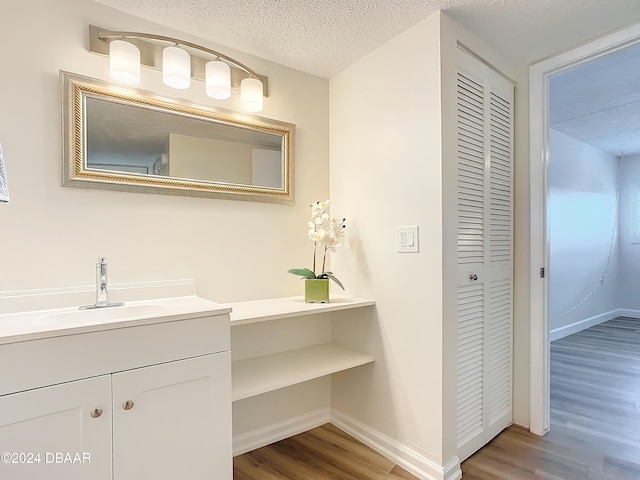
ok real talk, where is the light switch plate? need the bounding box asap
[397,226,419,253]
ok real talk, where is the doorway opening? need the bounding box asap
[529,22,640,436]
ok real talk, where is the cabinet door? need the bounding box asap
[0,375,112,480]
[112,353,232,480]
[456,48,514,461]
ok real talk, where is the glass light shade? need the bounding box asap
[109,40,140,85]
[205,60,231,99]
[163,46,190,89]
[240,77,263,112]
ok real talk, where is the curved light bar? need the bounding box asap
[93,26,267,112]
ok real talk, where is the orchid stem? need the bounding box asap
[313,244,317,276]
[322,246,327,273]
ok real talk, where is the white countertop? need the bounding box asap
[0,295,230,345]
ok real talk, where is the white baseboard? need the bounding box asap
[232,407,331,456]
[550,308,621,341]
[616,309,640,319]
[330,409,462,480]
[233,407,461,480]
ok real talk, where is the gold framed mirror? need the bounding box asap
[61,71,294,204]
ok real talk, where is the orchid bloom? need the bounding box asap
[288,199,347,290]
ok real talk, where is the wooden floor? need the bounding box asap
[463,316,640,479]
[234,423,419,479]
[235,317,640,479]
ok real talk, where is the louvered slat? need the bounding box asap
[487,90,512,418]
[489,90,512,265]
[457,72,485,267]
[487,280,512,421]
[457,283,484,445]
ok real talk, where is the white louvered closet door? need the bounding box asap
[456,48,514,462]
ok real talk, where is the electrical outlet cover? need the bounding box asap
[396,226,419,253]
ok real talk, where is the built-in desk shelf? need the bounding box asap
[232,344,374,401]
[228,296,375,326]
[226,296,375,402]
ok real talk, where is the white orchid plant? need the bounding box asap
[288,200,346,289]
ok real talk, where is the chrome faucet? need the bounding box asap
[96,257,109,306]
[80,257,123,310]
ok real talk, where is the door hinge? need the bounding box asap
[540,267,545,278]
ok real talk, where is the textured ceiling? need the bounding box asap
[92,0,640,155]
[550,41,640,156]
[93,0,640,78]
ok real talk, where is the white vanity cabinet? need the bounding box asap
[0,299,232,480]
[0,375,113,480]
[112,353,231,479]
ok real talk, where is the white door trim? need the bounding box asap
[529,22,640,436]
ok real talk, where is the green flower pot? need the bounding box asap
[305,278,329,303]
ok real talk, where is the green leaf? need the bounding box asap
[287,268,316,279]
[324,272,345,290]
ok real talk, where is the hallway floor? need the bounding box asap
[462,316,640,479]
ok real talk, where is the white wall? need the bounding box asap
[0,0,328,439]
[0,0,328,302]
[252,148,282,188]
[168,134,253,184]
[330,10,518,474]
[547,129,620,337]
[618,154,640,311]
[330,11,446,466]
[511,63,531,428]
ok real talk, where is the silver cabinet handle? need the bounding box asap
[90,407,103,418]
[123,400,134,411]
[469,274,478,281]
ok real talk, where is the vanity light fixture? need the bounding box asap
[89,25,268,112]
[206,59,231,99]
[240,77,264,112]
[162,45,191,89]
[109,39,140,85]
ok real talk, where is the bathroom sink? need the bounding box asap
[32,303,167,327]
[0,282,231,346]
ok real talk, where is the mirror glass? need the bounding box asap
[62,72,294,204]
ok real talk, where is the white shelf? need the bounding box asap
[232,343,374,401]
[227,296,375,326]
